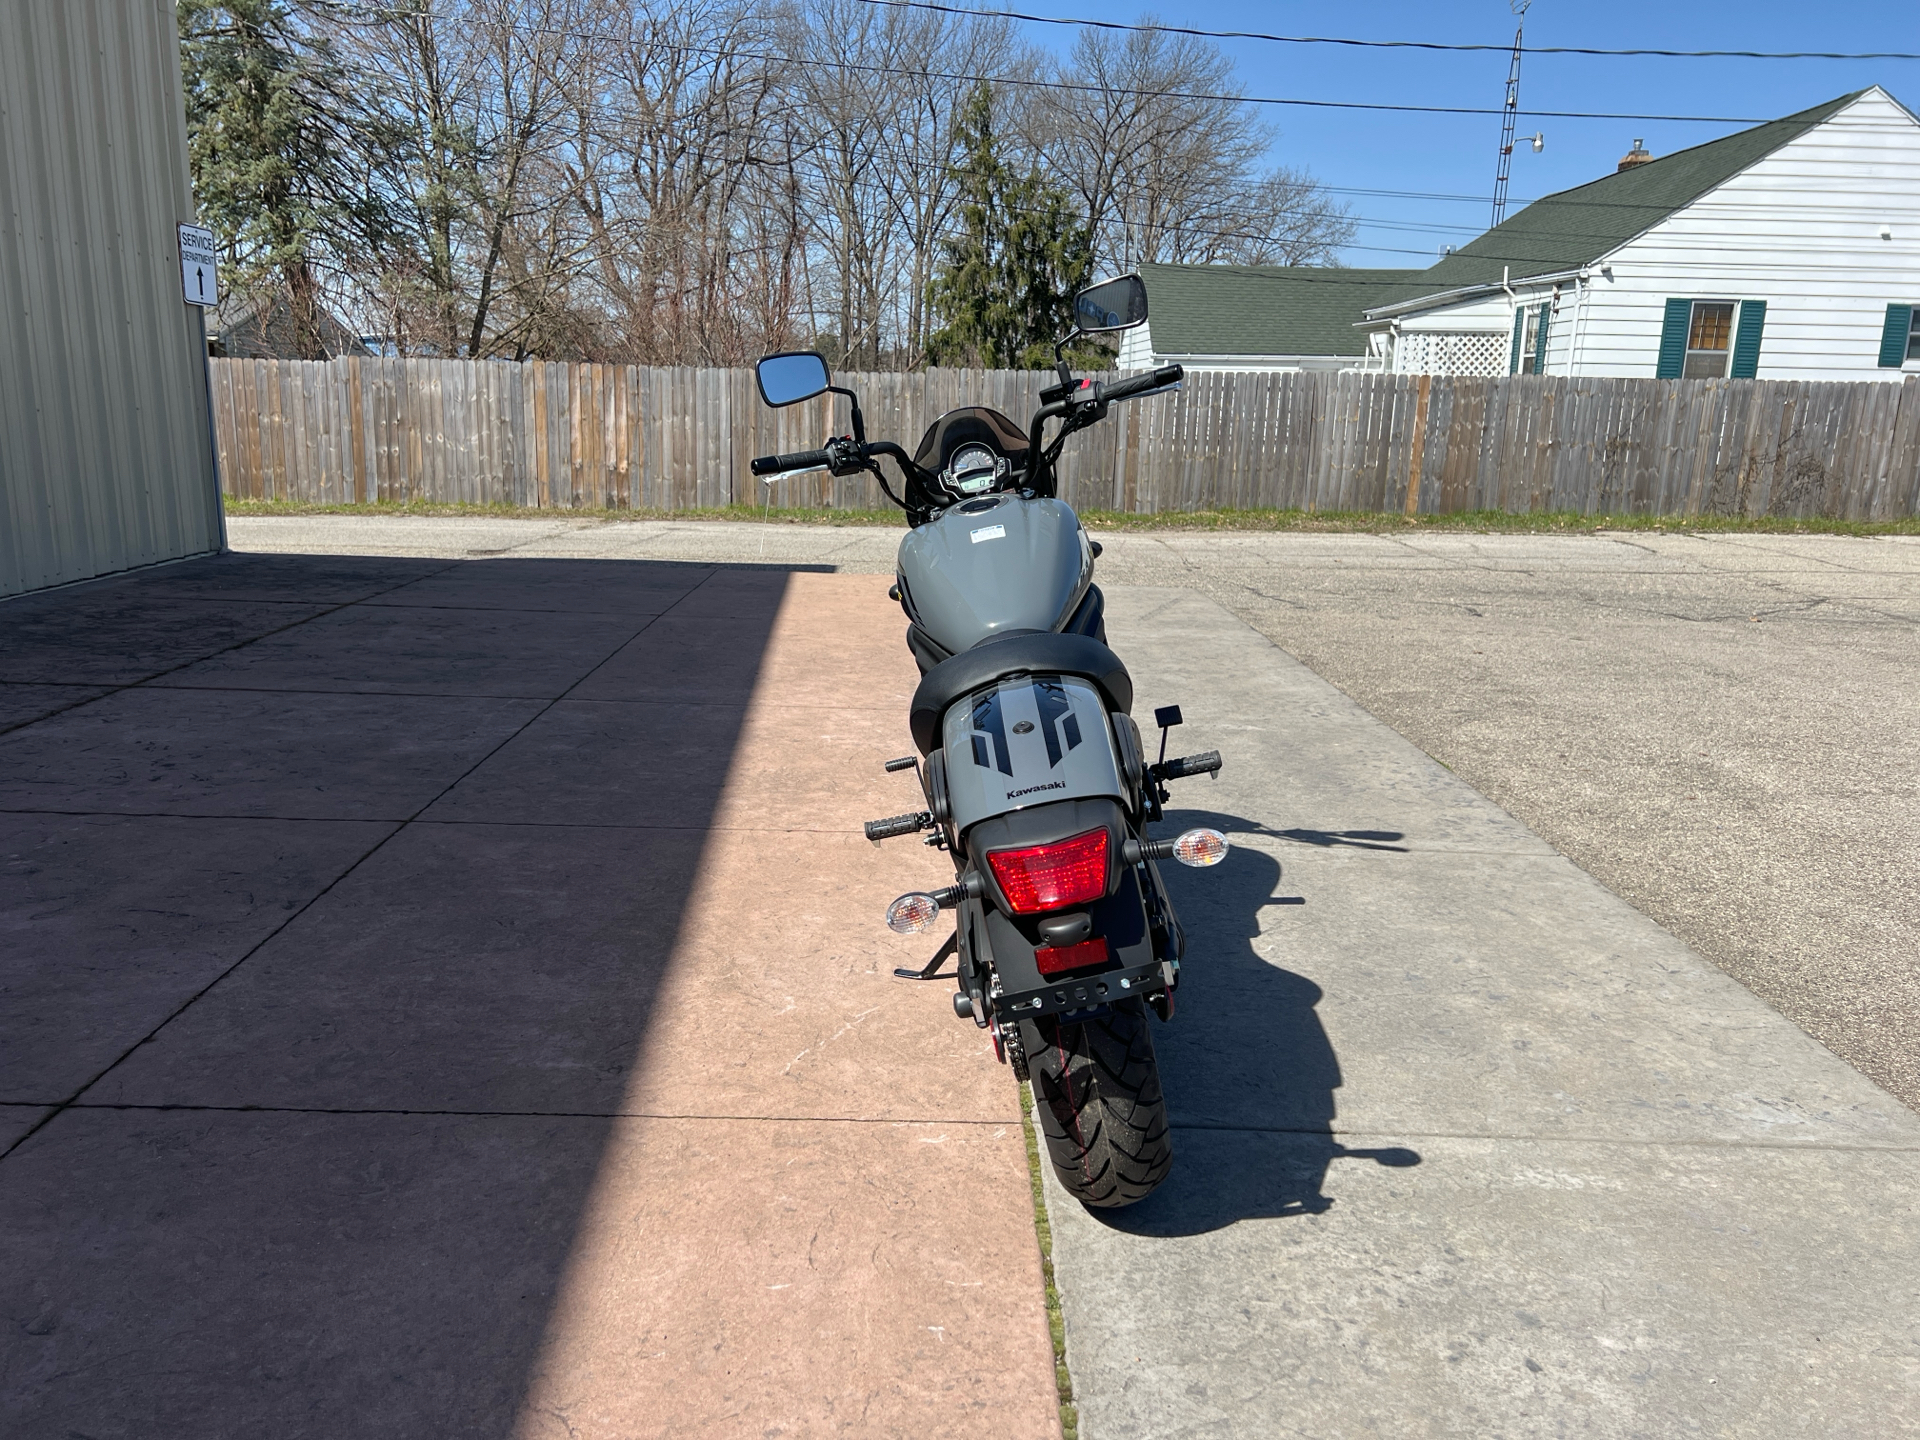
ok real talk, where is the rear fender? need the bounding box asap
[962,798,1161,1022]
[941,674,1125,831]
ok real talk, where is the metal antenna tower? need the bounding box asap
[1491,0,1532,229]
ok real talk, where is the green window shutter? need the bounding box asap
[1879,304,1912,367]
[1730,300,1766,378]
[1509,307,1525,375]
[1656,298,1691,378]
[1533,302,1552,374]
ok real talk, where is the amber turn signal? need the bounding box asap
[885,892,942,934]
[1172,828,1228,868]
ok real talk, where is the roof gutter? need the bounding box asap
[1150,350,1359,363]
[1356,264,1594,324]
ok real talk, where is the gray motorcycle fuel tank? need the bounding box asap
[896,495,1091,654]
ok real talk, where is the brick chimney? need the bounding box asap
[1618,139,1653,172]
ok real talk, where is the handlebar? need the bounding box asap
[750,447,832,477]
[1103,364,1185,403]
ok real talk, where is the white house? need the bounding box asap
[1125,88,1920,382]
[1360,87,1920,381]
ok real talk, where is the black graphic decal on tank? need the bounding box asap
[968,691,1012,775]
[1032,680,1083,768]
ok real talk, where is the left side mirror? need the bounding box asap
[1072,274,1148,333]
[756,351,832,407]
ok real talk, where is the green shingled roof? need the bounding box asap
[1139,264,1428,356]
[1139,91,1872,355]
[1410,90,1865,294]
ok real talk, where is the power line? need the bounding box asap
[442,12,1780,124]
[667,44,1778,124]
[852,0,1920,62]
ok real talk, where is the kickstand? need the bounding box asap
[894,931,957,981]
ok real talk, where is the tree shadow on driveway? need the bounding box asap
[1093,807,1420,1238]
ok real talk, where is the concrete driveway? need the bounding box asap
[0,553,1054,1438]
[11,519,1918,1437]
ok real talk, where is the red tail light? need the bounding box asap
[1036,937,1109,976]
[987,828,1109,914]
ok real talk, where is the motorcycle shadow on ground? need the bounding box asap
[1092,807,1421,1237]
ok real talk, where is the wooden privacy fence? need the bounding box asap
[210,359,1920,520]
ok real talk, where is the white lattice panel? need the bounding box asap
[1393,331,1510,376]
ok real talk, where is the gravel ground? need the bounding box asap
[226,517,1920,1109]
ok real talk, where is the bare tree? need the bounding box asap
[217,1,1356,366]
[566,0,794,363]
[1033,19,1351,275]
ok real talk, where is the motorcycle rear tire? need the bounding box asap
[1023,999,1172,1208]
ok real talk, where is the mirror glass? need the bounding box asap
[756,351,831,407]
[1072,274,1148,333]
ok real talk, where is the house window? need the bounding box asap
[1519,307,1544,375]
[1684,301,1736,378]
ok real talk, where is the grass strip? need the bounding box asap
[223,496,1919,537]
[1019,1082,1079,1440]
[1074,507,1920,536]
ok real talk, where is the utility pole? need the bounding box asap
[1491,0,1532,229]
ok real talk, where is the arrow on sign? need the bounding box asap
[196,267,206,299]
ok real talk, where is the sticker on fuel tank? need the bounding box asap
[970,524,1006,543]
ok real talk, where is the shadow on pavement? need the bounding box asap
[1094,808,1420,1238]
[0,551,807,1437]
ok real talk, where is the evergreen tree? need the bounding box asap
[178,1,382,357]
[927,84,1094,369]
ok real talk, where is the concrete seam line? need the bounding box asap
[1020,1083,1079,1440]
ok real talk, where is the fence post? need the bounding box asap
[1402,374,1431,516]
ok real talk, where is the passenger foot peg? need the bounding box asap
[865,810,933,841]
[1150,750,1222,782]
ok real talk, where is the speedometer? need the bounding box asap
[946,443,1005,494]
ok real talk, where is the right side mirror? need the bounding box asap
[756,351,832,407]
[1072,274,1148,333]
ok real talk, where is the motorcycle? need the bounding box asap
[749,274,1228,1207]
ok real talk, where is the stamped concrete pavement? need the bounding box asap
[0,554,1055,1438]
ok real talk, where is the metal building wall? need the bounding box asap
[0,0,222,599]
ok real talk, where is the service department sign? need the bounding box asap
[178,223,219,307]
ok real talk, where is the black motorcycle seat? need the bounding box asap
[909,631,1133,754]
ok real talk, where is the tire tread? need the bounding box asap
[1025,1001,1172,1207]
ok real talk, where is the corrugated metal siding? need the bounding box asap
[0,0,221,599]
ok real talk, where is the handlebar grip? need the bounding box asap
[865,811,931,841]
[1158,750,1221,780]
[1103,364,1186,403]
[750,447,832,477]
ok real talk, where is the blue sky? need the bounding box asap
[1004,0,1920,266]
